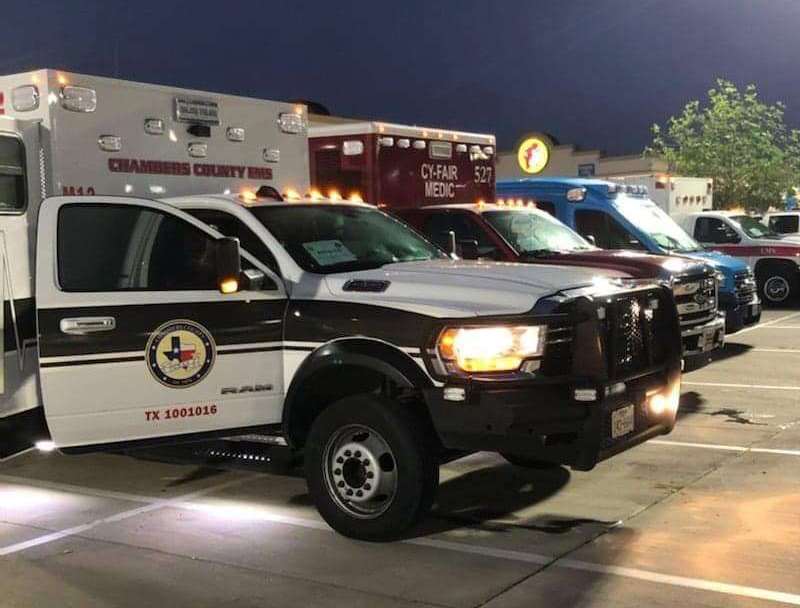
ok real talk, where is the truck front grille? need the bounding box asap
[605,289,671,379]
[539,324,573,377]
[673,274,717,328]
[537,288,674,380]
[734,270,757,304]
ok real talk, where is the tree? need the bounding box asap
[647,79,800,212]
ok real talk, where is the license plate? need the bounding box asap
[611,404,635,439]
[702,327,716,352]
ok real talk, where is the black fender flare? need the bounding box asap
[281,338,434,447]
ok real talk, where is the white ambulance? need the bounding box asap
[612,174,713,216]
[1,70,683,540]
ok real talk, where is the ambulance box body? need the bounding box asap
[0,69,310,426]
[309,121,495,208]
[612,174,713,216]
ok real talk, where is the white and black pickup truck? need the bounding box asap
[4,192,682,541]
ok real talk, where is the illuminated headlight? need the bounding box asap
[277,112,307,134]
[437,325,546,373]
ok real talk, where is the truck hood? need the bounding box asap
[520,249,709,280]
[322,259,627,317]
[681,250,749,273]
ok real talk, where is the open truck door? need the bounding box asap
[0,117,45,460]
[33,196,287,453]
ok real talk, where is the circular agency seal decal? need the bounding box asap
[146,320,216,388]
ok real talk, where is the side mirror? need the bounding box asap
[240,268,279,291]
[216,236,242,294]
[458,239,480,260]
[585,234,597,246]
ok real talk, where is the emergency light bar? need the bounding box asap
[566,187,587,202]
[174,97,220,125]
[61,86,96,112]
[144,118,165,135]
[226,127,245,142]
[12,85,39,111]
[277,112,307,134]
[606,183,649,197]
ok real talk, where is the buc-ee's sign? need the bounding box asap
[517,135,551,175]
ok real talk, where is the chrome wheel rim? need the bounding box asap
[323,424,397,519]
[764,276,790,302]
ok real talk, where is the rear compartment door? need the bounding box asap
[35,196,287,452]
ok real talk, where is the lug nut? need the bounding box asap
[354,451,361,458]
[364,484,371,491]
[363,459,370,467]
[344,450,352,457]
[366,472,374,479]
[346,489,353,496]
[337,481,345,488]
[334,468,341,475]
[336,457,344,464]
[356,490,363,497]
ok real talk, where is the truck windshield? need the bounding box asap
[731,215,780,239]
[249,204,447,274]
[483,209,592,255]
[614,197,701,253]
[0,136,26,212]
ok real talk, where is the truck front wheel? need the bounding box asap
[305,394,439,541]
[758,266,798,305]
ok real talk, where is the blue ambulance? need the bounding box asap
[497,177,761,333]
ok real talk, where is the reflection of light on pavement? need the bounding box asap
[176,499,328,530]
[0,486,75,511]
[688,491,800,583]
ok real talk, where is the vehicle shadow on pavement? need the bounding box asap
[405,462,583,538]
[708,342,753,364]
[677,391,706,419]
[676,390,767,425]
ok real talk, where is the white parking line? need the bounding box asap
[2,475,800,605]
[0,475,252,556]
[752,348,800,354]
[554,558,800,606]
[650,440,800,457]
[749,326,800,330]
[683,381,800,391]
[731,311,800,335]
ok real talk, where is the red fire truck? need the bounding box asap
[309,121,496,207]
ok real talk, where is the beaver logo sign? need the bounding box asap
[146,320,216,388]
[517,136,550,175]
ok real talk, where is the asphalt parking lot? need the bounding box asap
[1,308,799,608]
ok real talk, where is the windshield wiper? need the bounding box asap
[520,248,561,258]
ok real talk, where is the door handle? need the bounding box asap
[59,317,116,335]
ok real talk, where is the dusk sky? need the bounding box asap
[3,0,800,155]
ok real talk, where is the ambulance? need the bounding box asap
[309,121,496,207]
[611,174,713,216]
[1,70,683,540]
